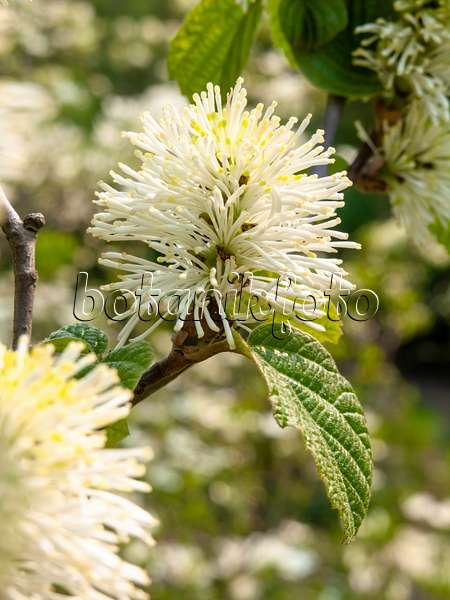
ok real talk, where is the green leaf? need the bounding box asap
[102,341,153,447]
[269,0,395,97]
[289,32,380,97]
[349,0,395,28]
[279,0,348,52]
[168,0,262,98]
[268,0,298,67]
[46,324,108,356]
[106,419,130,448]
[247,324,372,541]
[103,341,154,390]
[221,0,263,92]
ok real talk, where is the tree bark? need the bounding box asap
[0,188,45,348]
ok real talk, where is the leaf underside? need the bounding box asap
[248,324,372,542]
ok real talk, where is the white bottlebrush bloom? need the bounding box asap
[0,339,156,600]
[90,79,357,349]
[354,0,450,122]
[381,100,450,248]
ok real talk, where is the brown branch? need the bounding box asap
[347,140,374,184]
[133,297,236,404]
[0,187,45,348]
[133,335,231,405]
[347,98,400,190]
[347,133,387,192]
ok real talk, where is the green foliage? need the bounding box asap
[168,0,262,98]
[268,0,395,97]
[46,324,108,356]
[247,324,372,541]
[223,1,263,92]
[101,341,153,445]
[267,0,298,67]
[279,0,348,51]
[103,341,154,390]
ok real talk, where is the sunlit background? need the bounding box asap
[0,1,449,598]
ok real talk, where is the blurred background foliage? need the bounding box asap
[0,1,449,599]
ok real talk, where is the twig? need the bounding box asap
[347,141,374,184]
[0,187,45,348]
[313,94,346,178]
[133,297,233,404]
[347,131,387,192]
[133,336,230,405]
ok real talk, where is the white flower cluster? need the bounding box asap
[381,101,450,249]
[354,0,450,122]
[0,340,156,599]
[353,1,450,251]
[90,80,357,348]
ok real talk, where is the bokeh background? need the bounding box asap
[0,1,449,599]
